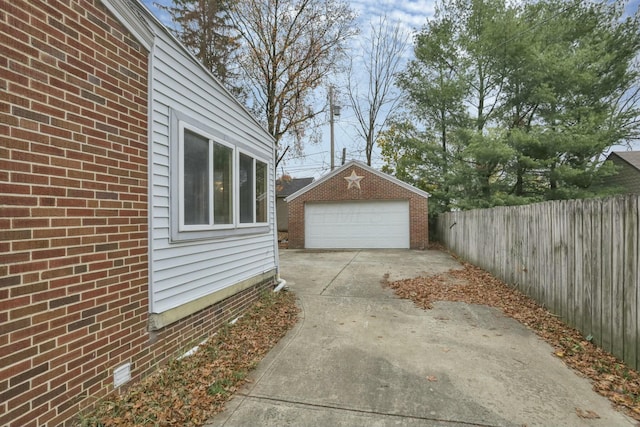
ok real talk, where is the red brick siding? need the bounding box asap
[1,2,275,426]
[0,1,149,425]
[287,165,429,249]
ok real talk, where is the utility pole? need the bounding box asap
[328,86,341,171]
[329,86,335,171]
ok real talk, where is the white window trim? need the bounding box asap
[236,148,270,228]
[178,121,236,232]
[211,139,236,230]
[255,157,269,226]
[169,108,270,243]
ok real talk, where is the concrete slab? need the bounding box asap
[205,250,634,427]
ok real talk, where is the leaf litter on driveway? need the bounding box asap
[80,291,299,427]
[386,256,640,421]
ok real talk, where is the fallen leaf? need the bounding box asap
[83,291,300,427]
[576,408,600,419]
[387,255,640,421]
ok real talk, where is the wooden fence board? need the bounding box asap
[612,198,625,359]
[552,202,563,317]
[565,202,575,327]
[581,199,593,339]
[543,203,553,310]
[624,196,638,369]
[591,200,603,348]
[636,199,640,370]
[601,200,614,353]
[534,204,543,304]
[571,200,581,331]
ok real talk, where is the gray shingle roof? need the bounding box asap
[612,151,640,171]
[276,177,314,197]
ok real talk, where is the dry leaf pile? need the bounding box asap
[387,260,640,420]
[80,291,299,427]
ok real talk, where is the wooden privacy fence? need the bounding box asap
[436,195,640,369]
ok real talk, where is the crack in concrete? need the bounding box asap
[236,393,502,427]
[319,250,361,296]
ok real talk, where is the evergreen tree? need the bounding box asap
[384,0,640,214]
[157,0,243,96]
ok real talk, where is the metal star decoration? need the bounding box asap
[344,170,364,190]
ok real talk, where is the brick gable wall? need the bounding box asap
[287,165,429,249]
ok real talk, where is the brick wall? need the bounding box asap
[287,165,429,249]
[0,1,150,425]
[1,3,279,426]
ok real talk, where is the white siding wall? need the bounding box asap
[148,22,277,314]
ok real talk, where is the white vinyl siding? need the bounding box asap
[305,201,410,249]
[148,22,277,315]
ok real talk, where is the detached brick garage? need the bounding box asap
[286,161,429,249]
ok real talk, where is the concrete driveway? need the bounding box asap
[206,249,634,427]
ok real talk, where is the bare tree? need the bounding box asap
[230,0,357,151]
[347,16,409,166]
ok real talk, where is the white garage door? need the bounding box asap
[305,200,410,249]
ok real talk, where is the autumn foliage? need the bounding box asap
[387,260,640,420]
[79,291,299,427]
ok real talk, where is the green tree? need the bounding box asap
[378,118,458,218]
[387,0,640,213]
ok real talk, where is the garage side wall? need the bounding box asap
[288,166,428,249]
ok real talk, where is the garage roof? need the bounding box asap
[284,160,430,202]
[276,177,314,197]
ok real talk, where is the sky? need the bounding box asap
[141,0,640,180]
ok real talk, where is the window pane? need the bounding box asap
[183,129,209,225]
[213,143,233,224]
[239,153,253,223]
[255,160,267,223]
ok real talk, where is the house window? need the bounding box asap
[239,153,269,224]
[239,153,254,223]
[183,130,210,225]
[256,160,267,223]
[214,143,233,224]
[171,109,270,241]
[179,123,235,231]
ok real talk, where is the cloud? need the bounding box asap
[349,0,435,38]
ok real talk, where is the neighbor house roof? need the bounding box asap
[285,160,430,202]
[609,151,640,171]
[276,177,314,197]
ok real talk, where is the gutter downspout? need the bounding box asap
[274,277,287,292]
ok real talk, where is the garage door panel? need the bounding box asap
[305,201,409,249]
